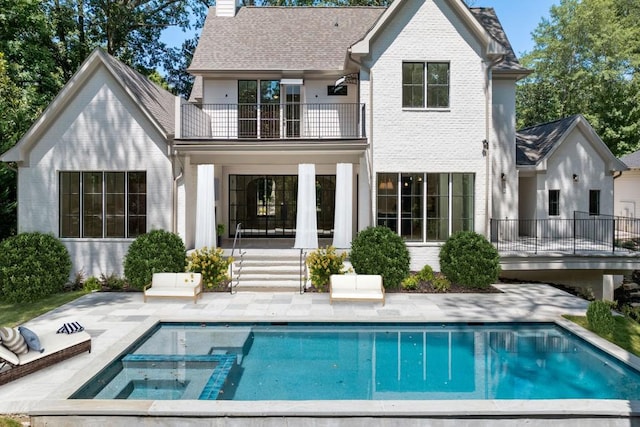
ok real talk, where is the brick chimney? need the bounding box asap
[216,0,241,17]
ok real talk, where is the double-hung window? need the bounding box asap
[402,62,450,108]
[59,171,146,238]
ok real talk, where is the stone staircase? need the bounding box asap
[227,248,308,292]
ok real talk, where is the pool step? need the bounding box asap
[227,249,308,292]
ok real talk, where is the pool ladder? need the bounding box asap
[229,223,245,294]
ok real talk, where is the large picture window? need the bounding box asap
[60,171,146,238]
[376,173,474,241]
[402,62,450,108]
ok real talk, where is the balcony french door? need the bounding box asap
[238,80,280,138]
[229,174,335,238]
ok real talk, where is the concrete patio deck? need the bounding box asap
[1,283,640,425]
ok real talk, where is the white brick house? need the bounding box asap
[2,0,634,298]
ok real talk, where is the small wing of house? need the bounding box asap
[0,48,178,278]
[516,114,627,219]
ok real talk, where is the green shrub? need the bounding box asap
[306,246,348,291]
[432,274,451,293]
[124,230,186,290]
[0,232,72,302]
[83,276,101,292]
[350,226,410,289]
[587,300,615,335]
[439,231,500,289]
[401,275,420,291]
[186,247,233,289]
[417,265,435,282]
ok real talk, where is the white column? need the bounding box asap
[333,163,353,249]
[294,164,318,249]
[195,164,217,248]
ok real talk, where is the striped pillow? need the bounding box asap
[0,327,29,355]
[57,322,84,334]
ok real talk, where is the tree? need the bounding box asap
[0,53,21,240]
[516,0,640,156]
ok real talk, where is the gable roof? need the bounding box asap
[620,150,640,169]
[1,48,176,164]
[516,115,627,172]
[468,7,529,75]
[189,6,385,73]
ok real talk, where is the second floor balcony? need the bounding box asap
[179,103,366,140]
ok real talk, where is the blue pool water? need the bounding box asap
[71,322,640,400]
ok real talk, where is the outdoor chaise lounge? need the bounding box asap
[0,327,91,385]
[329,274,385,305]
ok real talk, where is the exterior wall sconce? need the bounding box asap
[501,173,506,193]
[482,139,488,157]
[573,174,579,182]
[501,173,506,182]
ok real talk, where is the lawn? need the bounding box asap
[0,291,87,327]
[564,314,640,358]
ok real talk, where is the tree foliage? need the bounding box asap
[517,0,640,156]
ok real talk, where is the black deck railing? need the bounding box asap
[180,103,366,140]
[490,211,640,254]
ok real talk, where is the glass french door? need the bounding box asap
[229,175,335,238]
[238,80,280,138]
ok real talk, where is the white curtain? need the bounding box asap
[294,163,318,249]
[195,164,216,248]
[332,163,353,248]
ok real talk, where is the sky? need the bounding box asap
[473,0,559,55]
[161,1,560,59]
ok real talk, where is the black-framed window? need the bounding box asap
[549,190,560,216]
[376,172,474,242]
[589,190,601,216]
[402,62,450,108]
[60,171,146,238]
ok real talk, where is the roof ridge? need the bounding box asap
[517,115,581,133]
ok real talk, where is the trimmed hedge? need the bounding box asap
[439,231,500,289]
[124,230,186,290]
[349,226,410,289]
[0,232,72,302]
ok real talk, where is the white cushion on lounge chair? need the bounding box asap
[18,330,91,365]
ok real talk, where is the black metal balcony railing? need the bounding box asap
[490,211,640,254]
[180,103,366,140]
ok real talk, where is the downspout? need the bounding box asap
[348,48,373,226]
[170,141,183,235]
[484,54,505,236]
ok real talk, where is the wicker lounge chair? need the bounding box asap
[0,328,91,385]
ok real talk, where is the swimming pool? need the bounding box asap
[71,322,640,401]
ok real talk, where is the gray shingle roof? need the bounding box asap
[516,115,580,166]
[620,150,640,169]
[101,50,175,136]
[189,4,525,75]
[189,6,385,72]
[469,7,529,73]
